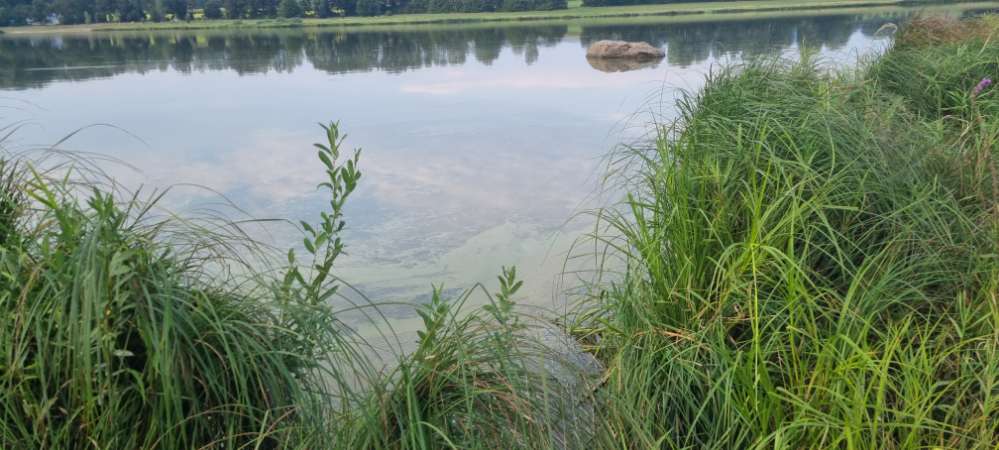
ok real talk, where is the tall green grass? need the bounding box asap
[343,269,591,449]
[2,15,999,450]
[0,123,579,449]
[0,123,379,448]
[575,16,999,449]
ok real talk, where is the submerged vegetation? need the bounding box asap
[2,13,999,450]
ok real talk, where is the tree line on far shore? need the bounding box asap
[0,12,897,90]
[581,0,717,5]
[0,0,566,25]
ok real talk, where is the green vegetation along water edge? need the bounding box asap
[3,13,999,450]
[0,0,970,34]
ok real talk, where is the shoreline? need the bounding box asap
[0,0,980,35]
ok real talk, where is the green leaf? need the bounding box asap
[318,150,334,170]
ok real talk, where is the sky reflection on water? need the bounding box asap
[3,8,973,313]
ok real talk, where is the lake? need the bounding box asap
[1,3,993,322]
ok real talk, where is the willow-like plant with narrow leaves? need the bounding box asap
[283,121,362,306]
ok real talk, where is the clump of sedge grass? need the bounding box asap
[346,268,588,449]
[0,123,374,449]
[870,16,999,119]
[870,15,999,221]
[575,18,999,450]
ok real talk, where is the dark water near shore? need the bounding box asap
[1,5,992,322]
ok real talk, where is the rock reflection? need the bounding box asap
[586,55,662,72]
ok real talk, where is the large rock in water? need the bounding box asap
[586,40,665,60]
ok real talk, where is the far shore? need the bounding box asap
[1,0,991,35]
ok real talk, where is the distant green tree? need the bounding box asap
[5,2,30,23]
[164,0,185,18]
[94,0,113,21]
[222,0,240,17]
[150,1,164,19]
[202,0,221,17]
[329,0,353,15]
[248,0,273,17]
[439,0,458,12]
[116,0,144,21]
[277,0,299,16]
[500,0,529,11]
[398,0,423,13]
[309,0,327,16]
[12,3,31,22]
[60,0,99,23]
[27,0,47,21]
[0,0,567,25]
[353,0,378,15]
[581,0,649,5]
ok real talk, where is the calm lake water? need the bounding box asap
[1,4,993,322]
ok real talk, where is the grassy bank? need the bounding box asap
[2,14,999,450]
[574,14,999,448]
[0,0,951,34]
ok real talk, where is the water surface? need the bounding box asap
[1,6,988,318]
